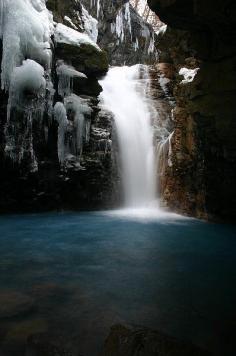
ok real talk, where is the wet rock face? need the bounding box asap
[148,0,236,221]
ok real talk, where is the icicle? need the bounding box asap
[156,24,167,36]
[54,102,69,164]
[148,31,156,54]
[133,37,139,51]
[167,131,174,167]
[115,8,124,42]
[64,95,92,156]
[124,2,132,39]
[111,22,116,34]
[97,0,100,18]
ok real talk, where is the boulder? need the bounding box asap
[101,324,211,356]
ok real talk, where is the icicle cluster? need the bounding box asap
[64,95,92,153]
[89,0,100,18]
[0,0,100,167]
[0,0,54,167]
[54,96,92,166]
[0,0,53,91]
[53,21,100,166]
[124,2,132,39]
[110,2,132,43]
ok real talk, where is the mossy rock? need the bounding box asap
[55,42,109,77]
[73,76,103,96]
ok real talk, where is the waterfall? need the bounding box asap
[99,65,157,208]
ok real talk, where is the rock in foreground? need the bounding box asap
[101,324,211,356]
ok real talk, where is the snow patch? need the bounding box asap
[54,23,100,51]
[179,67,200,84]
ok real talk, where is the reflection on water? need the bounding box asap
[0,211,235,355]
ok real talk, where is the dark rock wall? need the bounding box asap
[149,0,236,221]
[94,1,158,65]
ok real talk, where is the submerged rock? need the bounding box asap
[0,291,34,319]
[25,333,77,356]
[101,324,211,356]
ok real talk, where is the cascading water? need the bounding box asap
[99,65,157,208]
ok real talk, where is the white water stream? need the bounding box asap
[99,65,157,208]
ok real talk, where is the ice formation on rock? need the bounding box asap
[56,61,87,98]
[133,37,139,51]
[124,2,132,38]
[8,59,46,113]
[54,94,92,165]
[148,33,155,54]
[64,94,92,155]
[55,23,100,50]
[0,0,53,91]
[64,16,78,30]
[179,67,200,84]
[114,3,132,42]
[0,0,101,167]
[0,0,54,166]
[156,24,167,36]
[81,4,98,43]
[115,8,124,42]
[54,102,69,163]
[97,0,100,18]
